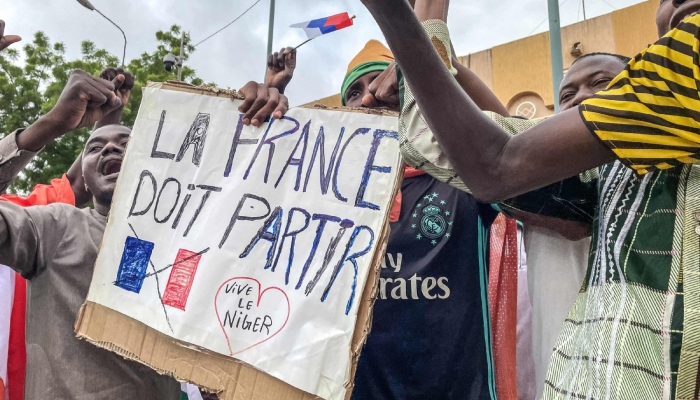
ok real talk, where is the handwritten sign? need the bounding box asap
[85,84,401,399]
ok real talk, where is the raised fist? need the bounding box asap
[265,47,296,94]
[45,70,123,132]
[0,20,21,51]
[100,67,135,107]
[367,62,399,109]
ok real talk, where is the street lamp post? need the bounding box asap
[76,0,127,67]
[178,30,185,81]
[266,0,275,80]
[547,0,564,113]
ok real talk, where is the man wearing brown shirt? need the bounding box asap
[0,69,288,399]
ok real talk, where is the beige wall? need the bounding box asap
[560,13,616,68]
[612,0,659,57]
[461,0,658,117]
[458,50,493,89]
[301,93,342,108]
[491,32,554,109]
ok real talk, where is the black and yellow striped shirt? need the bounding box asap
[580,14,700,174]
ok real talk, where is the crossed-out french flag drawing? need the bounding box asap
[115,237,204,311]
[291,12,355,40]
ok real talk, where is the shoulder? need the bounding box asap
[24,203,86,224]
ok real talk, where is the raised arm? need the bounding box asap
[67,67,136,207]
[368,0,509,116]
[0,70,124,194]
[362,0,614,202]
[451,55,508,117]
[415,0,508,116]
[266,47,297,94]
[94,67,134,129]
[16,71,123,152]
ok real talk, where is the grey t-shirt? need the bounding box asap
[0,202,180,399]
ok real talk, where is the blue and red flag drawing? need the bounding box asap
[291,12,355,40]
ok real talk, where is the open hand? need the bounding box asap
[0,20,21,51]
[238,82,289,127]
[265,47,296,94]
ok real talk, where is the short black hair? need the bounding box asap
[571,52,632,67]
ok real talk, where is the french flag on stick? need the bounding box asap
[291,12,355,40]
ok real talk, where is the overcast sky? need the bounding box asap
[5,0,645,105]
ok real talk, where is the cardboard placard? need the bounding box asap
[76,82,402,400]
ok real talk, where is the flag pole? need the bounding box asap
[265,0,275,80]
[293,38,314,50]
[547,0,564,113]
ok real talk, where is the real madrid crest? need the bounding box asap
[410,192,454,245]
[421,205,446,239]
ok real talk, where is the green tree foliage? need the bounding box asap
[125,26,203,127]
[0,25,204,194]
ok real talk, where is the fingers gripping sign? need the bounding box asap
[0,19,21,51]
[238,82,289,127]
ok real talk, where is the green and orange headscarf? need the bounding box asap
[340,40,394,105]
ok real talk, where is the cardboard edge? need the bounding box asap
[342,164,403,400]
[76,83,405,400]
[148,81,399,117]
[147,81,244,100]
[76,301,276,398]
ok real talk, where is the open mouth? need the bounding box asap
[100,158,123,177]
[671,4,700,31]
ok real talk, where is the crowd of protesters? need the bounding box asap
[3,0,700,399]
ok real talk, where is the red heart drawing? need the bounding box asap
[214,277,290,356]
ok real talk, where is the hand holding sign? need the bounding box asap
[85,84,401,400]
[238,81,289,127]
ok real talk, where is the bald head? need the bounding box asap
[84,124,132,153]
[558,54,628,112]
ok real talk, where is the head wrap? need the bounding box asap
[341,40,394,105]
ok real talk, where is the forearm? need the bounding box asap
[267,80,289,95]
[14,113,68,152]
[369,2,511,197]
[453,62,509,117]
[366,1,613,201]
[414,0,448,20]
[94,107,123,129]
[0,131,39,194]
[413,0,507,116]
[507,209,591,241]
